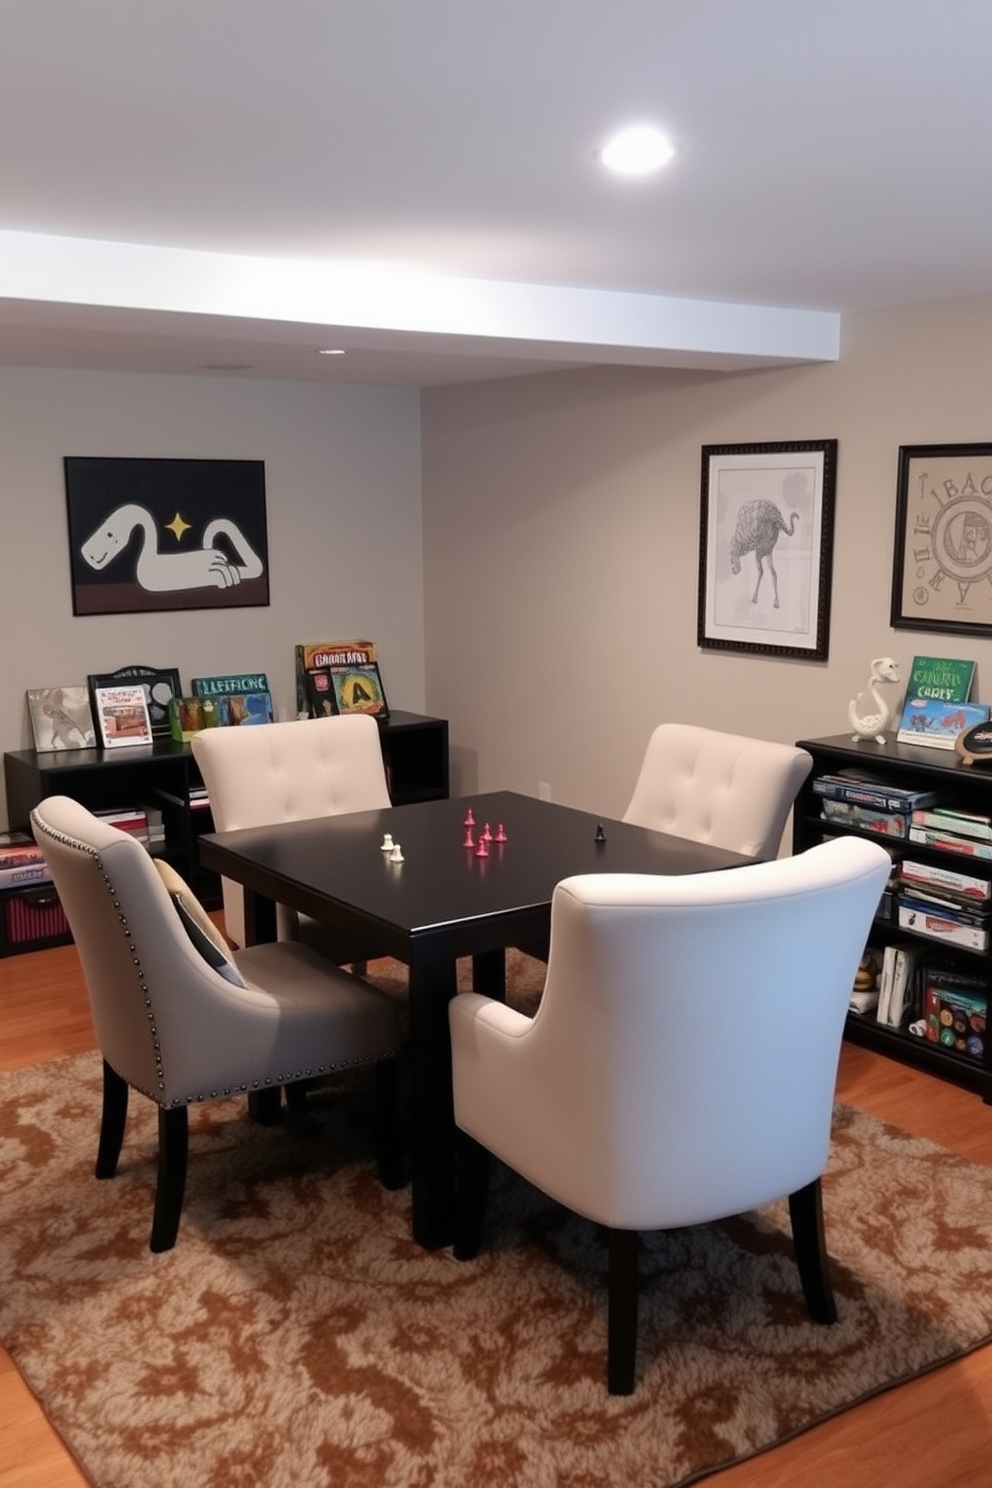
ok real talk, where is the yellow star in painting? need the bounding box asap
[166,511,192,542]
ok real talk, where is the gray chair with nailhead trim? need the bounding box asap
[31,794,404,1252]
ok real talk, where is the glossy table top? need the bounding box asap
[199,789,754,961]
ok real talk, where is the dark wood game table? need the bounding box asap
[199,790,753,1248]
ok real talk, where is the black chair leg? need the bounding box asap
[95,1060,129,1179]
[373,1059,406,1190]
[453,1128,491,1260]
[284,1081,311,1114]
[789,1176,837,1324]
[248,1088,283,1124]
[607,1228,640,1395]
[150,1105,189,1253]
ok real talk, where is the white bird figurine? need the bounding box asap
[849,657,901,743]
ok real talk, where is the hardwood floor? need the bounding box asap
[2,941,992,1486]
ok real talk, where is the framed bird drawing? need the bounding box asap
[697,439,837,661]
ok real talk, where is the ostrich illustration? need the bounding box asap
[729,499,799,608]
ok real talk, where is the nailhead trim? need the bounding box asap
[33,813,397,1111]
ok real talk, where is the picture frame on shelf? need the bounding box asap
[697,439,837,661]
[87,665,182,737]
[890,442,992,636]
[25,686,97,752]
[64,456,269,616]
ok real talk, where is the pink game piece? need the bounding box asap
[494,823,507,843]
[462,827,475,848]
[474,837,489,858]
[463,809,475,827]
[481,822,492,842]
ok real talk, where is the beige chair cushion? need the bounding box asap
[154,859,247,987]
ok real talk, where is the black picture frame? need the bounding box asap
[697,438,837,661]
[890,442,992,636]
[65,457,269,616]
[87,665,183,738]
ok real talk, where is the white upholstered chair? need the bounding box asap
[449,835,890,1394]
[192,713,392,955]
[623,723,813,860]
[32,794,403,1253]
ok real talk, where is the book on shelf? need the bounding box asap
[898,883,992,925]
[811,771,942,813]
[26,686,96,752]
[877,942,923,1029]
[191,672,270,698]
[907,824,992,860]
[903,655,976,705]
[168,693,273,741]
[895,697,990,751]
[819,799,908,837]
[897,899,990,952]
[0,830,46,871]
[924,978,987,1064]
[911,806,992,843]
[0,859,53,889]
[93,685,153,749]
[306,662,390,722]
[294,640,376,715]
[899,858,990,901]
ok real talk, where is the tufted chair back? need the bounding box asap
[192,713,391,948]
[622,722,812,861]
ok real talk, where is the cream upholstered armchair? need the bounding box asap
[192,713,391,955]
[449,836,890,1394]
[622,723,813,860]
[32,794,403,1253]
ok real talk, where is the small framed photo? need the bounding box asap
[92,684,153,749]
[326,662,390,721]
[698,439,837,661]
[26,686,97,752]
[890,443,992,636]
[88,665,183,737]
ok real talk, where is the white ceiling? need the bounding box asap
[2,0,990,387]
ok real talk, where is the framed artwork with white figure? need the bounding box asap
[64,457,269,616]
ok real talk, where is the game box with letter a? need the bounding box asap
[0,884,72,956]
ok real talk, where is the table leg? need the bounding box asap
[408,957,458,1249]
[472,947,506,1000]
[242,890,279,1125]
[242,886,277,947]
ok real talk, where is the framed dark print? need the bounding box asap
[64,457,269,616]
[87,664,183,738]
[891,443,992,636]
[697,439,837,661]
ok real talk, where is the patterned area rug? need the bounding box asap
[3,956,992,1488]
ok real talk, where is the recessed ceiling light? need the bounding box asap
[317,347,346,356]
[599,126,675,176]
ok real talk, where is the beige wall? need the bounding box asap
[421,294,992,819]
[4,292,992,839]
[0,367,424,830]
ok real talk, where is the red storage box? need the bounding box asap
[0,883,72,955]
